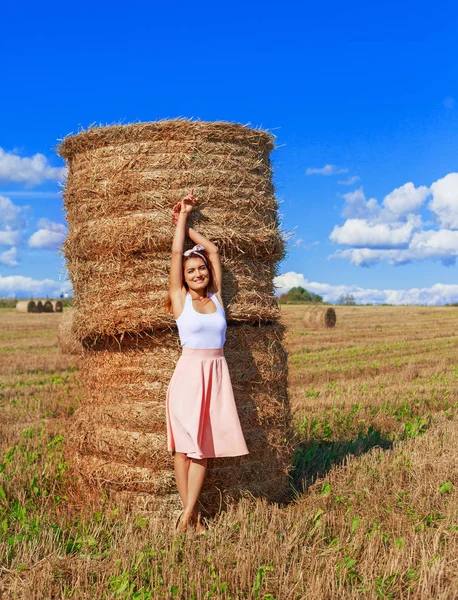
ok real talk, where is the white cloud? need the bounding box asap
[0,194,26,227]
[382,182,429,217]
[443,96,455,109]
[338,175,360,186]
[28,219,67,250]
[0,274,73,298]
[329,172,458,267]
[0,148,67,187]
[36,218,67,232]
[306,164,349,176]
[429,172,458,229]
[274,271,458,305]
[330,229,458,267]
[0,195,27,248]
[294,237,319,249]
[0,227,21,246]
[0,247,19,267]
[341,188,379,219]
[329,216,418,248]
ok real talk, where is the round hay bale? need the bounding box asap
[36,300,44,313]
[57,119,284,338]
[303,306,337,329]
[57,309,82,355]
[52,300,64,312]
[67,254,279,339]
[43,300,54,313]
[68,324,293,515]
[16,300,37,313]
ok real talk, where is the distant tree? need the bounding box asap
[336,293,356,306]
[279,286,324,304]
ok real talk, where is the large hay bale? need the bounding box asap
[36,300,44,313]
[58,119,284,339]
[16,300,36,313]
[67,254,280,339]
[303,306,337,328]
[57,309,82,355]
[69,324,292,515]
[58,119,294,516]
[52,300,64,312]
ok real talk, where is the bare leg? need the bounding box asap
[183,457,207,519]
[174,451,191,507]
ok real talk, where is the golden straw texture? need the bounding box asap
[58,119,293,514]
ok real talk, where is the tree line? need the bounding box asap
[278,287,356,305]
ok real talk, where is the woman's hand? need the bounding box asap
[172,188,199,225]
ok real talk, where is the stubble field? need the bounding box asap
[0,305,457,599]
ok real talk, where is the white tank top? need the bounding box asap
[176,292,227,349]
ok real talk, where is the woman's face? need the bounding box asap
[183,257,210,292]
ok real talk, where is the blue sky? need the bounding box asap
[1,0,458,304]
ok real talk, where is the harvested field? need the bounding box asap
[1,305,458,598]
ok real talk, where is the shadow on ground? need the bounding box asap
[283,426,394,502]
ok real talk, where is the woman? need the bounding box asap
[166,189,249,535]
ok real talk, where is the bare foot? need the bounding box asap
[176,510,193,534]
[191,510,207,534]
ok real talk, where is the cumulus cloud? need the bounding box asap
[329,216,419,248]
[329,172,458,267]
[0,147,67,187]
[28,218,67,250]
[382,182,429,217]
[274,271,458,305]
[429,172,458,229]
[0,274,73,298]
[0,227,21,246]
[0,195,27,248]
[0,247,19,267]
[338,175,360,186]
[330,228,458,267]
[306,164,348,176]
[341,188,379,219]
[0,194,26,227]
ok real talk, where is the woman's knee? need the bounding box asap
[175,451,191,460]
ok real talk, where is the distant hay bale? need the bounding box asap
[43,300,54,313]
[303,306,337,329]
[36,301,44,313]
[58,309,82,355]
[58,119,294,516]
[52,300,64,312]
[16,300,37,313]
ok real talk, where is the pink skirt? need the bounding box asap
[166,347,250,459]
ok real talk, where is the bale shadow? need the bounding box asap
[281,427,393,504]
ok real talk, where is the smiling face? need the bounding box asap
[183,256,210,293]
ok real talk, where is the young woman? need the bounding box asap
[166,189,249,535]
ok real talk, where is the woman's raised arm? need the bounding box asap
[169,193,195,296]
